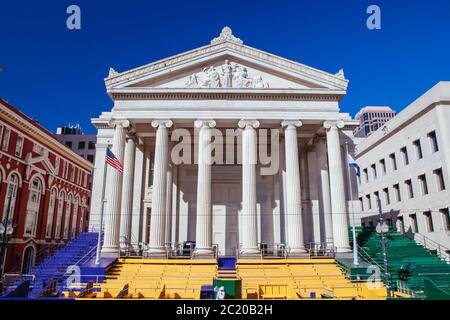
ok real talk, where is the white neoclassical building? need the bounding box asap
[89,27,359,258]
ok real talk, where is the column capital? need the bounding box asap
[109,119,131,129]
[194,119,216,129]
[323,120,345,130]
[238,119,260,129]
[281,120,302,128]
[151,119,173,129]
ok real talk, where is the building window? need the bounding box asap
[405,179,414,199]
[2,128,10,151]
[46,189,57,238]
[63,195,73,239]
[88,141,96,150]
[366,194,372,210]
[397,216,405,233]
[413,139,423,160]
[65,141,72,148]
[55,157,60,174]
[428,131,439,153]
[55,191,65,239]
[359,197,364,211]
[24,177,43,237]
[148,156,154,187]
[390,153,397,171]
[409,214,418,233]
[393,184,401,202]
[3,174,19,221]
[71,197,79,238]
[400,147,409,165]
[78,141,85,150]
[380,159,386,175]
[87,154,94,163]
[418,174,429,195]
[374,191,380,205]
[371,164,377,179]
[440,208,450,231]
[434,168,446,191]
[363,168,369,183]
[383,188,390,205]
[15,136,24,157]
[424,211,434,232]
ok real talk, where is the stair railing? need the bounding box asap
[61,244,99,292]
[396,280,416,298]
[357,245,387,282]
[404,232,450,262]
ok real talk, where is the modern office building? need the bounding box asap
[354,106,396,137]
[355,82,450,260]
[56,124,97,164]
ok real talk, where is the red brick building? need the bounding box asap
[0,99,93,274]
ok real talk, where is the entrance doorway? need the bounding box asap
[22,246,36,274]
[212,182,241,257]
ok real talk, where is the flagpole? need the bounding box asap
[345,141,359,266]
[95,154,108,266]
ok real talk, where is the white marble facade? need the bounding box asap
[90,27,358,258]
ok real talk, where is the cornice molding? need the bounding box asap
[110,92,344,102]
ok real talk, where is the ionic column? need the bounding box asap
[324,120,351,253]
[119,134,136,250]
[194,120,216,256]
[282,120,306,254]
[101,119,129,256]
[238,119,260,255]
[316,138,333,244]
[147,120,173,255]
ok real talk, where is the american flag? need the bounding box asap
[105,148,124,172]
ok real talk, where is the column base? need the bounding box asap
[336,246,352,253]
[193,248,215,259]
[100,246,120,258]
[288,247,307,255]
[240,247,261,258]
[145,246,167,258]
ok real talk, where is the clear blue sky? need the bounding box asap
[0,0,449,134]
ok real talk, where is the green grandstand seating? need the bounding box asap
[350,227,450,298]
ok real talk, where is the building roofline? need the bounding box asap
[0,98,94,171]
[355,81,450,158]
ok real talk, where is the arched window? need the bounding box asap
[46,189,57,238]
[63,194,73,239]
[55,191,65,239]
[24,177,43,237]
[71,197,79,238]
[3,173,19,221]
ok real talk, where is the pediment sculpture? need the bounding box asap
[185,60,269,89]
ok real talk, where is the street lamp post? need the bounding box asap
[376,198,392,298]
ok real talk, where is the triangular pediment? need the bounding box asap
[105,27,348,93]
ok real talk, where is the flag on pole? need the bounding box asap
[105,148,124,172]
[347,154,361,177]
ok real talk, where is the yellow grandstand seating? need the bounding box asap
[84,259,217,299]
[237,259,386,300]
[77,258,386,300]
